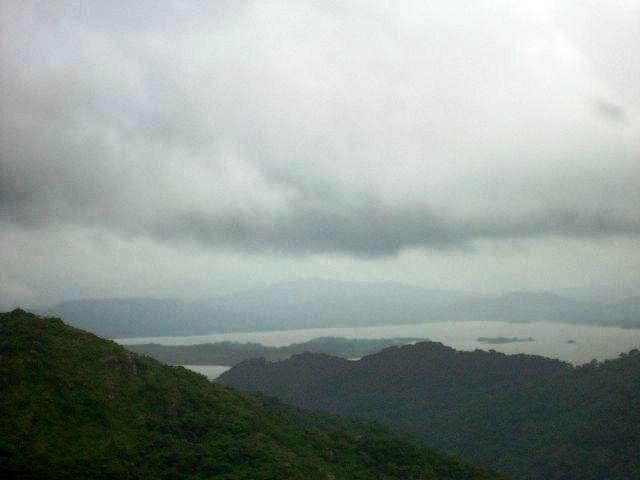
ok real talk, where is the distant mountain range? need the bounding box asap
[35,279,640,338]
[219,341,640,480]
[33,297,242,338]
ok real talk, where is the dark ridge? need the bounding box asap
[0,309,503,480]
[220,340,640,480]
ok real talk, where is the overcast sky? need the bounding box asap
[1,0,639,308]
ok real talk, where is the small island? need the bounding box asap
[477,336,535,344]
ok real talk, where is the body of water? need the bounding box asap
[118,320,640,365]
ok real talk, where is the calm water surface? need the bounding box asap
[118,321,640,366]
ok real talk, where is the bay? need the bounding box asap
[117,320,640,365]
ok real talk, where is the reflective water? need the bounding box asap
[118,320,640,365]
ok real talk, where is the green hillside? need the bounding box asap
[0,309,502,480]
[220,341,640,480]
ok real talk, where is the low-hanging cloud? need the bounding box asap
[594,99,625,123]
[1,0,639,258]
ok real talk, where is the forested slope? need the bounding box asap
[221,341,640,480]
[0,310,502,480]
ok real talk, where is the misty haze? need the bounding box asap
[1,1,639,480]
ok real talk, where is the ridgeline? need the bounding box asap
[221,340,640,480]
[0,309,502,480]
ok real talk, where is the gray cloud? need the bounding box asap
[594,99,625,123]
[150,202,462,256]
[1,0,640,305]
[148,202,640,257]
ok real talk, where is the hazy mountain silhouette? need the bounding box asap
[38,280,640,338]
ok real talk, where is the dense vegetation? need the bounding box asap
[221,341,640,480]
[0,309,502,480]
[125,337,420,366]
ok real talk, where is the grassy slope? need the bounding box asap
[0,310,502,480]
